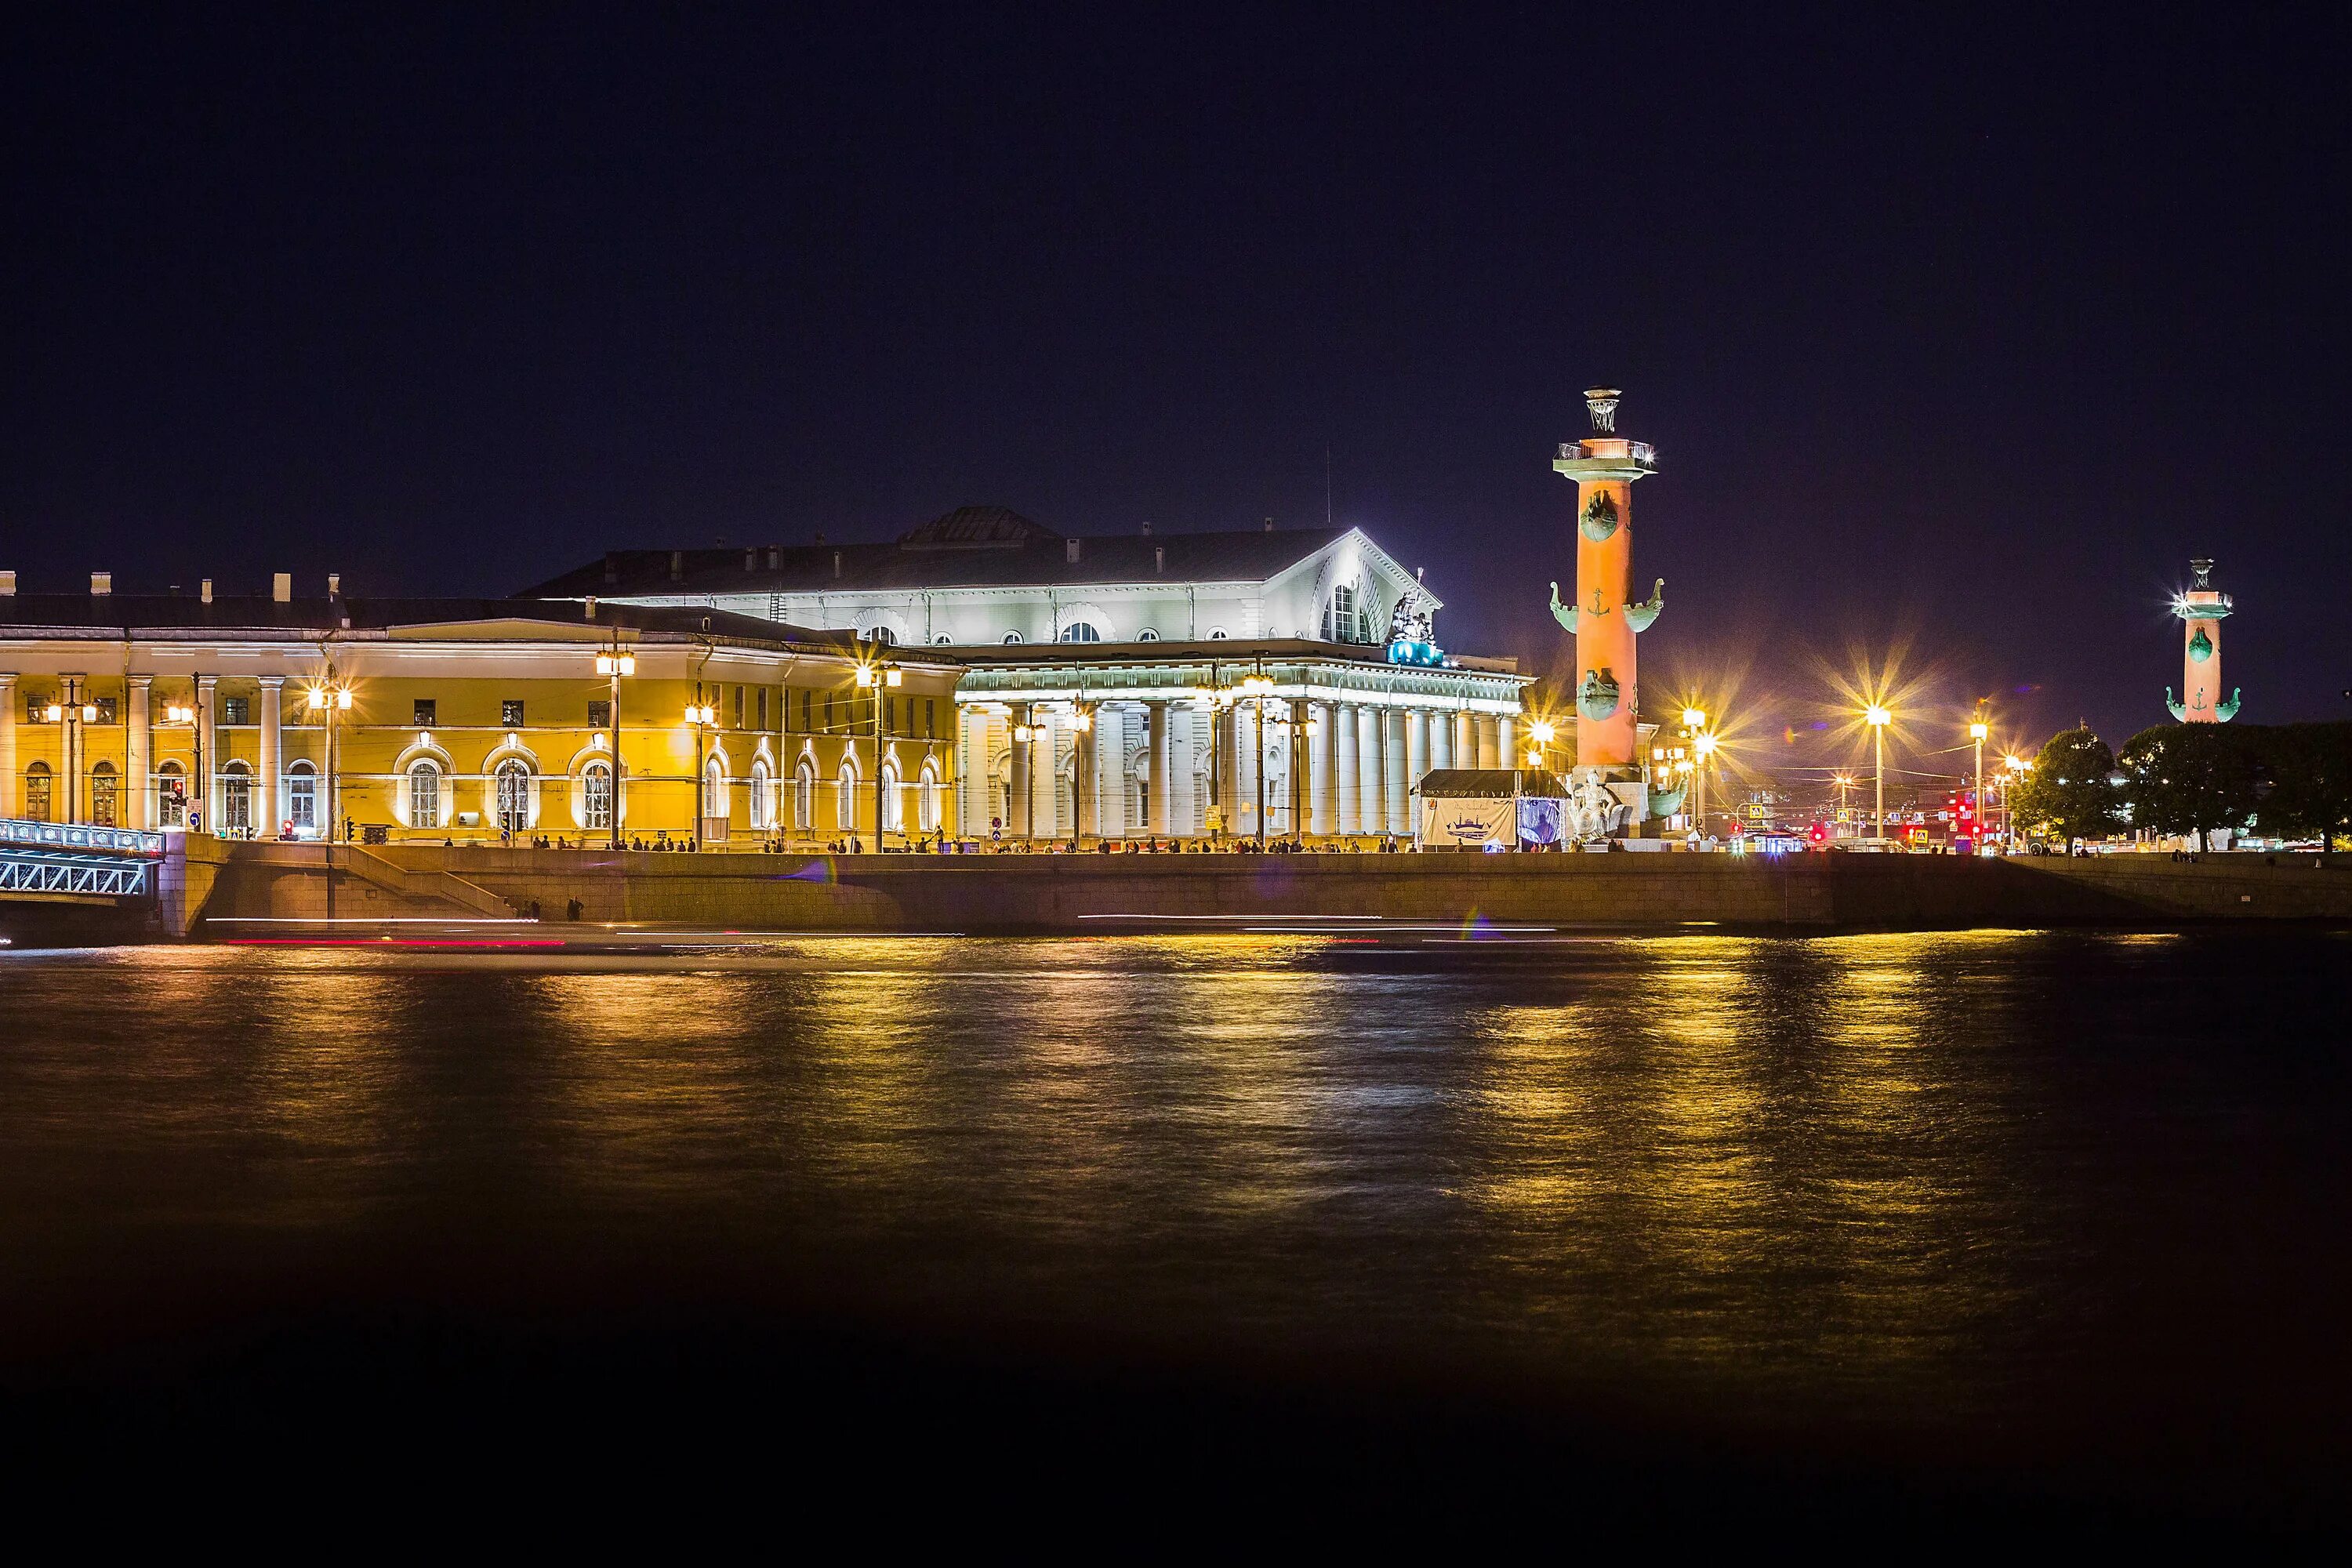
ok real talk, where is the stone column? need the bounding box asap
[1406,710,1429,799]
[1345,705,1364,841]
[1456,710,1475,770]
[1358,705,1385,836]
[1384,708,1407,831]
[60,675,82,822]
[196,676,217,833]
[127,676,152,829]
[1499,714,1519,770]
[1074,713,1095,842]
[1236,702,1261,838]
[1476,714,1500,771]
[1310,702,1336,837]
[0,673,15,818]
[1428,706,1450,771]
[258,677,284,837]
[1009,719,1032,837]
[1147,701,1171,839]
[1036,713,1062,838]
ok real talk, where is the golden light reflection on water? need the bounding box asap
[5,928,2266,1410]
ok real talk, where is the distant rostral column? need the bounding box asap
[1549,387,1664,775]
[2165,558,2241,723]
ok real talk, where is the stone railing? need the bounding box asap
[0,818,167,857]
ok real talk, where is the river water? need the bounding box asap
[2,929,2346,1526]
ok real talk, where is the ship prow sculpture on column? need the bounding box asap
[2165,558,2241,723]
[1548,387,1666,838]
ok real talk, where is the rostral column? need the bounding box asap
[2165,557,2241,722]
[1549,388,1664,775]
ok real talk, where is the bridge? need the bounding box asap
[0,818,167,901]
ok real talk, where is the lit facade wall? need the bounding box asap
[0,627,958,845]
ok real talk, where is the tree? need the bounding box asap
[2251,722,2352,850]
[2012,727,2122,844]
[2118,724,2259,845]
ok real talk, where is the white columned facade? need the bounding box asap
[1498,715,1519,769]
[1345,705,1364,841]
[1074,714,1095,840]
[1374,714,1392,832]
[1454,710,1475,771]
[127,676,152,829]
[0,673,15,818]
[196,676,217,829]
[1476,714,1500,770]
[1429,707,1451,771]
[1358,705,1385,836]
[1235,702,1259,837]
[1310,702,1336,837]
[258,677,284,837]
[1147,701,1171,838]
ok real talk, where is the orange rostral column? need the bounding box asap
[2165,557,2241,723]
[1549,387,1664,773]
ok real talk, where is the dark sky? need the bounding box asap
[5,5,2346,782]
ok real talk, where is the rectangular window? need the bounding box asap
[732,686,744,728]
[884,695,895,735]
[222,695,252,726]
[588,699,612,729]
[801,689,812,732]
[501,699,525,728]
[757,688,769,731]
[27,693,49,722]
[925,699,936,738]
[96,697,118,724]
[412,699,437,727]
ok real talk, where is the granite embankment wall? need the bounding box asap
[172,842,2352,932]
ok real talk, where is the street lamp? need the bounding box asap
[1526,718,1555,770]
[1832,771,1854,840]
[684,690,719,848]
[594,641,635,850]
[2005,753,2031,851]
[306,675,354,913]
[1968,716,1989,851]
[854,659,902,851]
[1864,703,1892,842]
[45,680,100,823]
[1238,671,1275,844]
[1693,730,1718,842]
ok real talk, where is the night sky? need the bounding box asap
[6,7,2346,784]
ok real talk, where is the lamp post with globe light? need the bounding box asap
[593,640,635,851]
[1969,715,1989,851]
[1865,704,1892,842]
[853,657,902,851]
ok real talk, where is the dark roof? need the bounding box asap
[1414,768,1570,797]
[0,593,877,653]
[520,507,1352,597]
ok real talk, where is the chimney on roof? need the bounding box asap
[833,550,842,579]
[767,546,779,570]
[201,579,213,604]
[272,573,292,603]
[327,572,340,597]
[1155,546,1164,575]
[90,572,111,596]
[815,530,826,546]
[1141,521,1152,535]
[669,551,683,583]
[744,548,756,572]
[584,595,597,619]
[0,571,15,597]
[1263,517,1274,532]
[1065,539,1080,564]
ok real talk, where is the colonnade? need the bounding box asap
[957,698,1511,841]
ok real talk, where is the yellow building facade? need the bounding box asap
[0,589,960,848]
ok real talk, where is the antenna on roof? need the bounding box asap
[1325,445,1333,528]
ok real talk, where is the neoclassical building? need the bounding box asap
[0,578,957,844]
[532,507,1532,839]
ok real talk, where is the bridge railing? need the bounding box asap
[0,818,167,857]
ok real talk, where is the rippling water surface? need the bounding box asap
[3,930,2347,1518]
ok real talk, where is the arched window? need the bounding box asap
[918,763,942,832]
[1207,627,1229,640]
[582,760,614,831]
[287,760,318,836]
[932,633,953,645]
[1136,628,1160,641]
[24,760,52,822]
[1323,580,1377,644]
[494,759,532,834]
[222,762,252,834]
[836,760,858,829]
[407,761,441,830]
[749,759,771,828]
[157,760,186,827]
[880,761,903,832]
[1057,622,1102,643]
[1001,630,1024,644]
[91,760,119,828]
[702,758,728,823]
[794,759,815,830]
[867,625,896,647]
